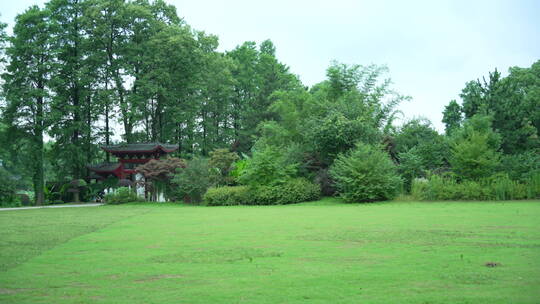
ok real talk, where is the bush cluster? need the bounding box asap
[171,158,212,203]
[208,149,239,186]
[0,168,18,206]
[238,145,297,187]
[330,143,402,203]
[203,178,321,206]
[104,187,143,204]
[250,178,321,205]
[411,173,540,201]
[203,186,250,206]
[500,151,540,181]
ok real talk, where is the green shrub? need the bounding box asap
[449,115,502,181]
[18,193,31,206]
[229,159,248,181]
[250,178,321,205]
[104,187,142,204]
[314,168,336,196]
[0,168,18,205]
[525,173,540,199]
[500,151,540,181]
[171,158,212,203]
[425,174,458,200]
[410,173,540,201]
[410,178,428,200]
[203,186,250,206]
[248,185,283,205]
[330,143,402,203]
[280,178,321,204]
[238,145,297,187]
[0,200,22,208]
[209,149,239,186]
[455,180,488,200]
[203,178,320,206]
[487,174,517,200]
[397,147,425,193]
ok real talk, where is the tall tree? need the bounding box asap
[394,118,449,169]
[449,115,502,180]
[457,64,539,153]
[442,99,462,135]
[227,40,300,153]
[227,41,259,151]
[2,6,55,205]
[83,0,127,156]
[0,18,6,73]
[48,0,95,179]
[194,41,236,155]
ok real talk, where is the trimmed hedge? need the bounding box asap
[203,178,321,206]
[203,186,250,206]
[251,178,321,205]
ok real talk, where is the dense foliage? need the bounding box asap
[0,0,299,205]
[203,178,320,206]
[136,158,185,200]
[238,145,298,187]
[104,187,142,204]
[171,158,212,203]
[203,186,250,206]
[208,149,239,186]
[249,178,321,205]
[0,167,18,206]
[449,115,502,181]
[411,174,540,201]
[330,144,402,202]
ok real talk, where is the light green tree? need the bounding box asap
[449,115,501,180]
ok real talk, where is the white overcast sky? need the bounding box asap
[2,0,539,132]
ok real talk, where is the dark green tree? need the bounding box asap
[394,118,449,170]
[457,64,539,154]
[227,40,300,153]
[83,0,127,157]
[47,0,97,179]
[442,99,462,135]
[2,6,55,205]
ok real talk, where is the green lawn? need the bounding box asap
[1,199,539,303]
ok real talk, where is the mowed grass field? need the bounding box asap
[1,199,539,303]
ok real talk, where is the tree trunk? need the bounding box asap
[86,94,92,165]
[177,122,182,156]
[34,80,45,206]
[201,106,207,156]
[72,84,81,178]
[104,81,110,162]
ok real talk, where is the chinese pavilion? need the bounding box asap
[88,143,179,180]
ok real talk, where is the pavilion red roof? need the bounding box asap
[101,143,179,154]
[87,162,121,173]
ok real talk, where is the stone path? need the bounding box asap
[0,203,104,212]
